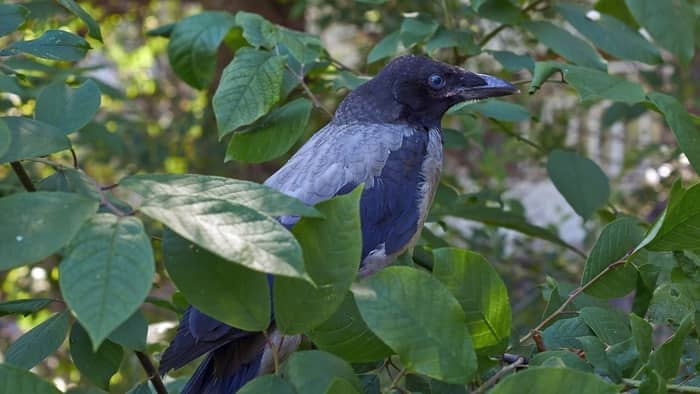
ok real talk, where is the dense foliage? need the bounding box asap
[1,0,699,393]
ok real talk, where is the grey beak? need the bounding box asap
[458,73,519,101]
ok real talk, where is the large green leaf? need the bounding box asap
[542,317,593,349]
[647,92,700,176]
[226,98,312,163]
[0,298,55,316]
[579,306,630,345]
[234,11,278,49]
[547,149,610,220]
[523,21,606,70]
[137,194,306,279]
[0,117,70,164]
[491,367,618,394]
[629,313,652,362]
[0,4,29,36]
[556,3,661,64]
[0,364,60,394]
[647,283,695,325]
[281,351,361,394]
[642,182,700,251]
[649,313,694,379]
[581,217,643,298]
[69,322,123,391]
[307,292,392,362]
[5,311,69,369]
[59,214,154,349]
[35,79,101,134]
[625,0,696,65]
[0,30,90,61]
[352,266,477,384]
[367,31,401,64]
[56,0,102,41]
[120,173,319,218]
[275,188,362,333]
[433,248,511,354]
[399,14,438,47]
[0,192,98,271]
[239,375,297,394]
[38,168,102,201]
[450,99,530,122]
[162,229,270,331]
[107,310,148,352]
[167,11,237,89]
[213,48,286,138]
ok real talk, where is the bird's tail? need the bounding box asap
[181,349,263,394]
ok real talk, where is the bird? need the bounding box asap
[158,55,518,393]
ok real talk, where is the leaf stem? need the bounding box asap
[519,255,629,345]
[491,119,546,153]
[134,351,168,394]
[10,161,36,192]
[473,356,526,393]
[622,378,700,394]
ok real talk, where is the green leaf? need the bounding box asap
[567,65,646,104]
[107,310,148,352]
[0,298,55,316]
[35,79,101,134]
[530,351,593,372]
[5,311,69,369]
[639,370,667,394]
[59,214,154,349]
[523,21,607,70]
[281,351,361,394]
[120,173,320,219]
[276,27,322,67]
[478,0,523,24]
[489,50,535,72]
[625,0,696,65]
[425,27,478,55]
[162,229,270,331]
[167,11,237,89]
[234,11,278,49]
[38,168,102,202]
[547,149,610,220]
[0,119,10,158]
[239,375,297,394]
[0,30,91,61]
[275,188,362,333]
[0,117,70,163]
[579,306,630,345]
[433,248,511,354]
[629,313,653,362]
[146,23,174,37]
[367,31,401,64]
[0,364,60,394]
[352,266,477,384]
[0,192,98,271]
[450,99,530,122]
[307,292,392,363]
[577,336,622,382]
[595,0,639,28]
[581,217,643,298]
[0,4,29,36]
[399,14,438,48]
[226,98,312,163]
[213,48,286,138]
[69,322,123,391]
[138,193,306,279]
[556,3,661,64]
[542,317,593,349]
[647,92,700,176]
[649,313,694,379]
[642,182,700,251]
[56,0,102,41]
[647,283,695,325]
[491,367,618,394]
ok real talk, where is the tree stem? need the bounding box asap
[135,351,168,394]
[10,161,36,192]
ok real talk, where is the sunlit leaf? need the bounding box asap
[0,30,90,61]
[491,367,617,394]
[235,11,278,48]
[56,0,102,41]
[0,298,55,316]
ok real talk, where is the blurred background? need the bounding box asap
[0,0,698,391]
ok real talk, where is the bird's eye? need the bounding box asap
[427,73,446,90]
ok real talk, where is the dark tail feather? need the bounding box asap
[181,350,263,394]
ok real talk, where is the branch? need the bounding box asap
[473,357,526,393]
[134,351,168,394]
[519,256,630,345]
[285,64,333,118]
[10,161,36,192]
[623,378,700,394]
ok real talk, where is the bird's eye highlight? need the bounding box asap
[427,74,446,90]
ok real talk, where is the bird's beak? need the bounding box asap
[456,73,519,101]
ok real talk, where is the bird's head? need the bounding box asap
[336,55,518,129]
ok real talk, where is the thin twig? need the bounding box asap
[299,77,333,118]
[473,357,526,393]
[70,148,79,168]
[10,161,36,192]
[623,378,700,394]
[389,367,408,393]
[492,119,546,153]
[134,351,168,394]
[519,256,630,345]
